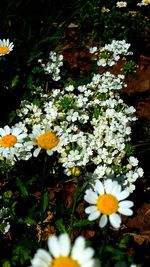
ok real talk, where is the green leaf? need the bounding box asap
[11,75,19,87]
[73,219,94,227]
[41,191,49,213]
[18,217,37,225]
[55,218,66,233]
[16,177,28,197]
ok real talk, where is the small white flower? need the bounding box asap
[30,233,100,267]
[65,85,75,92]
[116,1,127,8]
[128,156,139,167]
[84,179,134,228]
[89,47,98,54]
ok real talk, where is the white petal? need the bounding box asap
[79,247,94,264]
[88,210,100,221]
[0,128,6,136]
[59,233,70,256]
[82,259,96,267]
[15,143,22,148]
[118,207,133,216]
[17,133,27,140]
[33,147,41,157]
[99,214,108,228]
[85,206,97,214]
[31,257,48,267]
[48,236,60,258]
[104,179,113,193]
[12,128,22,136]
[4,125,11,134]
[95,180,104,195]
[35,249,52,264]
[109,213,121,228]
[119,200,134,208]
[35,126,43,135]
[116,190,129,201]
[84,192,98,204]
[71,236,85,259]
[111,184,121,196]
[47,149,53,156]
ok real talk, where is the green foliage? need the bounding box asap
[73,219,94,227]
[16,177,29,197]
[41,191,49,213]
[55,218,66,233]
[123,60,137,77]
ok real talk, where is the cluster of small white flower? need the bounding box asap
[0,43,144,193]
[43,51,63,81]
[90,39,133,67]
[14,67,143,191]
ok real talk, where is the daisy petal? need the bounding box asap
[109,213,121,228]
[95,180,104,195]
[48,236,60,257]
[104,179,113,193]
[35,249,52,264]
[84,191,98,204]
[59,233,70,256]
[118,207,133,216]
[0,128,6,136]
[79,247,94,264]
[85,206,97,214]
[88,210,100,221]
[71,236,85,259]
[111,184,121,196]
[119,200,134,208]
[82,259,95,267]
[31,257,48,267]
[4,125,10,134]
[99,214,107,228]
[33,147,41,157]
[116,190,129,201]
[12,128,22,136]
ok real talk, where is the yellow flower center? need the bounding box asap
[0,134,17,147]
[50,256,80,267]
[37,131,59,150]
[0,46,9,55]
[97,194,118,215]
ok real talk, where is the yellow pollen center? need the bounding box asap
[97,194,118,215]
[0,46,9,55]
[0,134,17,147]
[37,131,59,150]
[50,256,80,267]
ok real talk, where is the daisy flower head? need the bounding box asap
[30,233,100,267]
[84,179,134,229]
[0,125,27,160]
[29,125,59,157]
[0,39,14,56]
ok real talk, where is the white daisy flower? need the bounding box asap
[30,233,100,267]
[84,179,134,229]
[29,125,59,157]
[0,39,14,56]
[0,125,27,159]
